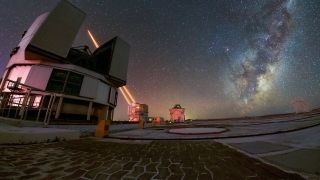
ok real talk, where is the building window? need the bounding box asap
[46,69,83,96]
[64,72,83,95]
[46,69,67,92]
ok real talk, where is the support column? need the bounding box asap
[36,95,45,122]
[55,97,63,119]
[95,106,110,138]
[87,101,93,121]
[139,117,145,129]
[19,89,31,119]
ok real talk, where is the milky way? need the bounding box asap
[0,0,320,120]
[230,0,293,106]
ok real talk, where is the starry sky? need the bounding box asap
[0,0,320,120]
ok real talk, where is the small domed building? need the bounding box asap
[169,104,185,123]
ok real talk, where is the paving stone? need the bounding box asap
[104,163,122,174]
[23,167,41,174]
[0,139,305,180]
[84,159,96,165]
[150,156,160,163]
[84,167,108,179]
[35,157,47,161]
[85,161,103,170]
[181,160,193,168]
[122,177,135,180]
[169,164,183,174]
[146,162,158,172]
[158,159,170,167]
[154,167,170,179]
[102,160,116,167]
[108,170,128,180]
[50,160,69,167]
[61,169,87,179]
[198,173,213,180]
[191,162,207,173]
[123,161,137,170]
[137,158,150,166]
[183,174,198,180]
[126,166,145,178]
[0,171,17,177]
[182,168,197,180]
[40,173,64,179]
[167,174,184,180]
[138,172,156,180]
[64,165,83,173]
[14,160,33,166]
[45,166,65,173]
[19,173,42,180]
[101,156,114,162]
[170,157,183,164]
[94,173,109,180]
[32,160,51,166]
[20,157,34,161]
[70,159,85,166]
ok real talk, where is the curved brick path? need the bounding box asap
[0,138,303,180]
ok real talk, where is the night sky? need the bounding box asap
[0,0,320,120]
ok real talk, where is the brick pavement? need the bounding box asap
[0,138,303,179]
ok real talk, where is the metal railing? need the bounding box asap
[0,79,55,126]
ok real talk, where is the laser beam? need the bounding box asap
[123,86,136,103]
[87,30,100,48]
[119,87,131,105]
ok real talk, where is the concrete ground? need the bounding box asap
[1,113,319,179]
[109,116,320,140]
[0,138,303,180]
[216,125,320,179]
[0,117,151,144]
[0,123,80,144]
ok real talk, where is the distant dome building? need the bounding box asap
[151,116,164,125]
[291,97,310,113]
[169,104,185,123]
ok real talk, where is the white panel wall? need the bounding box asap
[7,66,31,84]
[94,81,110,105]
[25,65,53,90]
[109,37,130,82]
[80,76,98,98]
[3,66,31,92]
[28,0,86,58]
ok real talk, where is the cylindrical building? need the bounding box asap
[169,104,185,123]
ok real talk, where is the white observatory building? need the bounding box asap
[169,104,185,123]
[0,0,130,125]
